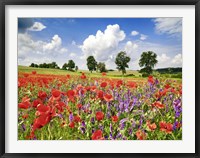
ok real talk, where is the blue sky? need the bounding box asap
[18,18,182,70]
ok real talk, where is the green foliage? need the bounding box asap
[156,67,182,74]
[67,60,75,71]
[62,63,68,70]
[87,56,97,73]
[30,63,35,67]
[75,66,78,72]
[115,51,130,75]
[35,62,59,69]
[139,51,158,75]
[97,62,107,73]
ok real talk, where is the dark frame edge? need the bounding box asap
[0,0,199,158]
[195,1,200,158]
[0,0,5,158]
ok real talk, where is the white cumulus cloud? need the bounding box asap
[43,34,62,51]
[28,22,46,31]
[131,30,139,36]
[157,53,171,63]
[172,53,182,66]
[153,18,182,36]
[80,24,126,61]
[125,41,138,55]
[140,34,148,40]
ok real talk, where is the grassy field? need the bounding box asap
[18,65,182,82]
[18,65,141,78]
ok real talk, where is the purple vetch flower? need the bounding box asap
[119,102,124,112]
[91,117,95,124]
[123,137,127,140]
[109,123,113,139]
[92,129,95,133]
[130,97,137,111]
[21,123,26,131]
[132,121,136,128]
[116,132,123,139]
[155,78,159,85]
[110,123,113,132]
[173,98,182,118]
[173,121,179,131]
[120,123,125,130]
[57,114,63,119]
[124,103,129,113]
[80,127,85,134]
[69,113,74,122]
[99,125,104,131]
[104,136,108,139]
[106,112,111,119]
[33,136,37,140]
[128,128,133,135]
[138,117,143,129]
[120,118,128,124]
[82,121,86,127]
[117,112,121,117]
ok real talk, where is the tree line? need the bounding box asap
[30,51,158,76]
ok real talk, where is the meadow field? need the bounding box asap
[18,66,182,140]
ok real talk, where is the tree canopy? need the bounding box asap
[139,51,158,76]
[115,51,130,75]
[97,62,107,73]
[87,56,97,73]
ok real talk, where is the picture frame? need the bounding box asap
[0,0,199,158]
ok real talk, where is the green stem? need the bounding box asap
[48,123,52,140]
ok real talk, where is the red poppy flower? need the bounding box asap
[22,114,29,119]
[66,90,75,102]
[80,73,86,79]
[18,102,29,109]
[151,101,165,109]
[66,90,75,97]
[52,89,61,98]
[22,96,30,103]
[92,130,104,140]
[136,130,146,140]
[32,71,37,75]
[18,96,31,109]
[85,86,91,91]
[100,82,107,88]
[90,86,97,92]
[126,81,137,88]
[97,90,104,99]
[32,114,51,131]
[112,116,118,122]
[38,91,47,100]
[116,80,123,87]
[76,103,82,109]
[32,99,42,108]
[96,111,104,121]
[165,84,170,89]
[74,115,81,123]
[36,104,51,116]
[159,121,173,134]
[148,75,154,84]
[102,72,106,76]
[104,93,113,102]
[55,101,65,113]
[51,89,61,101]
[24,73,29,78]
[147,121,157,131]
[69,122,75,128]
[66,74,71,79]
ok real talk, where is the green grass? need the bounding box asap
[18,65,142,79]
[18,65,182,81]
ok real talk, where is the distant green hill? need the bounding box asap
[155,67,182,74]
